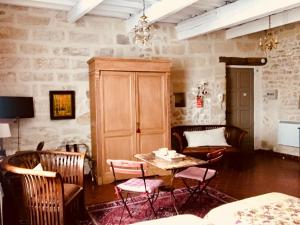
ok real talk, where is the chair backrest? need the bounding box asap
[207,148,225,164]
[40,150,85,186]
[106,159,147,180]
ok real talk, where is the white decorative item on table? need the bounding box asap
[153,149,186,161]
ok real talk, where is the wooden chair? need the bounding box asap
[56,143,96,184]
[174,148,225,209]
[1,150,85,225]
[107,159,164,224]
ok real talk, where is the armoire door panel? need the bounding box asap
[102,135,135,183]
[138,133,170,176]
[137,73,165,131]
[139,133,165,154]
[102,71,135,133]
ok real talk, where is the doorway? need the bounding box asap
[226,67,254,151]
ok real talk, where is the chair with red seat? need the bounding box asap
[174,148,225,209]
[107,159,164,223]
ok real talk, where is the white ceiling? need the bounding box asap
[1,0,300,40]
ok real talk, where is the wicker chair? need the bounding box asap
[1,150,85,225]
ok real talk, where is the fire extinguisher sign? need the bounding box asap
[197,95,203,108]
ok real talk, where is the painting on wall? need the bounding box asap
[49,91,75,120]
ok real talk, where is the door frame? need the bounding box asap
[226,65,263,150]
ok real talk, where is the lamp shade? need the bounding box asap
[0,123,11,138]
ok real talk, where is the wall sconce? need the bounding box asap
[0,123,11,156]
[195,82,208,108]
[196,82,208,96]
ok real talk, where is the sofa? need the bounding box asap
[171,125,247,159]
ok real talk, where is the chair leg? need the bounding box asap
[119,192,132,218]
[146,193,157,218]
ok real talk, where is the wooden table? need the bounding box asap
[134,152,206,172]
[135,152,207,214]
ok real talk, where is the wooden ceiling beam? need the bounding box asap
[176,0,300,40]
[67,0,105,23]
[226,6,300,39]
[126,0,199,32]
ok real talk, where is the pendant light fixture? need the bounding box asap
[259,15,279,55]
[132,0,152,49]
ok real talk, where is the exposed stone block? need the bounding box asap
[0,26,28,40]
[63,47,90,56]
[33,29,65,42]
[0,71,16,82]
[69,31,99,43]
[33,58,69,70]
[0,41,17,53]
[94,48,114,56]
[32,72,54,81]
[17,14,50,26]
[0,11,14,23]
[57,73,70,81]
[188,43,211,54]
[116,34,129,45]
[73,72,88,81]
[0,56,30,69]
[20,43,49,54]
[71,59,87,69]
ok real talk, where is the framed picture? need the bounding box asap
[49,91,75,120]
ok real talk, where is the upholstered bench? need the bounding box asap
[171,125,247,159]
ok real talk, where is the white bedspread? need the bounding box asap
[131,193,300,225]
[204,192,300,225]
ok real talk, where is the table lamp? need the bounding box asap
[0,123,11,156]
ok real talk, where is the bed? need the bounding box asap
[205,192,300,225]
[131,192,300,225]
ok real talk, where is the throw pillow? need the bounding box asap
[33,163,43,171]
[184,127,230,147]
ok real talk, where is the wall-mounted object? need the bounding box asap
[0,96,34,118]
[174,93,186,107]
[195,81,208,108]
[49,91,75,120]
[0,123,11,156]
[265,89,278,100]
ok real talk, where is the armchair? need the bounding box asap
[1,150,85,225]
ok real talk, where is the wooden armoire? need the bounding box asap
[88,57,171,184]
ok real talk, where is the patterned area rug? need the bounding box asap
[83,186,236,225]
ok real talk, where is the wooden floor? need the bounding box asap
[84,150,300,205]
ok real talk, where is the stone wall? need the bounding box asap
[260,23,300,155]
[0,4,262,154]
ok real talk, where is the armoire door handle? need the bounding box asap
[136,122,140,133]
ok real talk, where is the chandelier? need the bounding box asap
[259,15,278,54]
[132,0,152,48]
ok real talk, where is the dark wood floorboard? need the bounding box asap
[84,150,300,205]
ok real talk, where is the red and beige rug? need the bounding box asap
[83,186,236,225]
